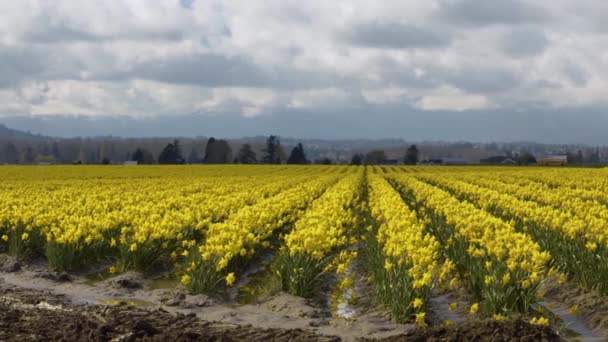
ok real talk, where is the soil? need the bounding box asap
[368,319,561,342]
[0,282,339,342]
[542,276,608,336]
[0,255,570,342]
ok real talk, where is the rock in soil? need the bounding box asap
[108,272,144,289]
[36,271,72,282]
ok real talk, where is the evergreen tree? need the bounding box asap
[405,145,419,165]
[287,143,308,164]
[237,144,257,164]
[22,146,36,164]
[158,140,185,164]
[262,135,283,164]
[3,143,19,164]
[350,153,363,165]
[132,148,155,164]
[204,138,232,164]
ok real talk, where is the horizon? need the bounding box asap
[1,121,603,148]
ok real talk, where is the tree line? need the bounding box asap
[151,135,312,165]
[0,133,419,165]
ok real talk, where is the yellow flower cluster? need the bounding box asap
[453,173,608,244]
[388,173,550,314]
[198,173,341,271]
[283,169,364,259]
[0,165,339,271]
[367,174,440,291]
[393,174,550,277]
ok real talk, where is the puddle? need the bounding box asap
[148,278,180,290]
[231,253,277,304]
[538,300,602,341]
[235,267,280,304]
[333,287,356,319]
[428,294,466,324]
[97,298,155,307]
[82,269,114,286]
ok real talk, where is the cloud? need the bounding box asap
[0,0,607,142]
[438,0,550,26]
[443,64,523,94]
[499,27,549,57]
[415,87,491,111]
[344,20,451,49]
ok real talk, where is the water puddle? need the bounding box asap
[82,269,114,286]
[428,294,466,324]
[231,252,277,304]
[333,286,356,319]
[538,300,602,341]
[97,298,155,307]
[148,278,180,290]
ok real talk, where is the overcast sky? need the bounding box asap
[1,0,608,143]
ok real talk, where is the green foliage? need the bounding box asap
[5,224,44,258]
[204,137,232,164]
[158,139,185,164]
[287,143,308,164]
[361,228,420,322]
[262,135,283,164]
[186,256,227,297]
[272,250,332,299]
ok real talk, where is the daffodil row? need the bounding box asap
[459,173,608,229]
[0,165,338,271]
[388,173,550,315]
[186,172,344,293]
[365,174,441,321]
[423,173,608,294]
[273,169,364,298]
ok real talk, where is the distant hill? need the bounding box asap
[0,124,49,141]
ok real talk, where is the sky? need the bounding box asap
[1,0,608,143]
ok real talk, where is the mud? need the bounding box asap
[0,283,340,342]
[369,319,561,342]
[0,256,571,341]
[542,277,608,337]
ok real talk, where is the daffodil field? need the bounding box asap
[2,164,607,327]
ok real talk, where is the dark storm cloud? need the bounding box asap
[438,0,550,26]
[344,21,451,49]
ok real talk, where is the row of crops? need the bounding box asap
[1,165,607,327]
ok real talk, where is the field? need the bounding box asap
[2,165,608,341]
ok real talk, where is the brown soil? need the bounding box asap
[369,319,561,342]
[0,282,340,342]
[0,255,569,342]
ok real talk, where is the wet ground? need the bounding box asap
[0,255,589,341]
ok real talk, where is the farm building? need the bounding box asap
[539,155,567,166]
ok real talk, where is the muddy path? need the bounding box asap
[0,255,565,341]
[0,255,412,341]
[0,281,339,342]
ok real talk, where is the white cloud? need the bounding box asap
[416,87,491,111]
